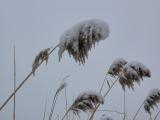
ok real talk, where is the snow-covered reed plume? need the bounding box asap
[144,89,160,114]
[32,48,50,75]
[100,114,113,120]
[108,58,127,76]
[58,19,110,64]
[119,61,151,90]
[70,91,104,115]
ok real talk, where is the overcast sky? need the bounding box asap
[1,0,160,120]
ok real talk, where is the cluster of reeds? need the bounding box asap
[108,58,151,90]
[1,18,159,120]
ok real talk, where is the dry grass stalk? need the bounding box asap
[144,89,160,114]
[58,19,110,64]
[89,78,119,120]
[154,110,160,120]
[132,100,145,120]
[0,44,59,111]
[119,61,151,90]
[32,48,50,75]
[49,80,67,120]
[43,95,48,120]
[13,46,16,120]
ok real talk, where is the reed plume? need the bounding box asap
[71,91,104,115]
[108,58,127,76]
[144,89,160,114]
[61,91,104,120]
[119,61,151,90]
[58,19,110,64]
[32,48,50,75]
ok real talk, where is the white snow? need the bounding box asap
[147,88,160,99]
[76,90,104,104]
[108,58,127,75]
[126,61,151,77]
[58,19,110,62]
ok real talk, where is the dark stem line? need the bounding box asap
[43,95,48,120]
[132,100,145,120]
[154,110,160,120]
[13,46,16,120]
[65,87,68,120]
[99,74,107,93]
[48,94,58,120]
[88,78,119,120]
[0,44,59,111]
[123,90,126,120]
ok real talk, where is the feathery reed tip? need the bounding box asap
[32,48,50,75]
[70,91,104,115]
[108,58,127,76]
[144,88,160,114]
[58,19,110,64]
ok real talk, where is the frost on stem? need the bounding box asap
[108,58,127,76]
[58,19,110,64]
[144,89,160,114]
[119,61,151,90]
[32,48,50,75]
[70,91,104,116]
[100,114,113,120]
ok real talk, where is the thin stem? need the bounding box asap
[13,46,16,120]
[88,78,119,120]
[61,108,71,120]
[43,95,48,120]
[65,87,68,120]
[132,100,145,120]
[99,74,107,93]
[49,76,69,120]
[123,90,126,120]
[154,110,160,120]
[0,44,59,111]
[48,93,58,120]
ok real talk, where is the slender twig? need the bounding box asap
[154,110,160,120]
[13,46,16,120]
[97,109,125,115]
[49,93,58,120]
[61,108,71,120]
[123,90,126,120]
[88,78,119,120]
[43,95,48,120]
[0,44,59,111]
[132,100,145,120]
[99,74,107,93]
[49,76,69,120]
[65,87,68,120]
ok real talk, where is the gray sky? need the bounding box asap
[1,0,160,120]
